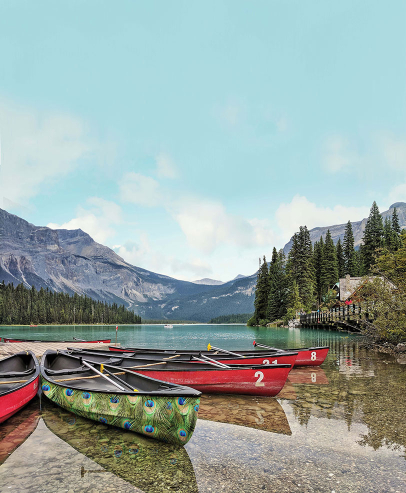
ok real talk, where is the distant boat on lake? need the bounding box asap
[164,324,173,329]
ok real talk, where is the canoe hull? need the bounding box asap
[289,347,329,366]
[133,366,291,396]
[41,378,200,446]
[0,377,39,424]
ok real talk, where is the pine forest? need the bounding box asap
[0,282,142,325]
[249,202,404,327]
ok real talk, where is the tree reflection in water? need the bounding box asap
[286,341,406,458]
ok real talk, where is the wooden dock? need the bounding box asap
[299,303,368,332]
[0,342,115,359]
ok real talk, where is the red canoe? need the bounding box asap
[0,351,40,423]
[253,342,329,366]
[82,346,299,367]
[2,337,111,344]
[63,350,292,397]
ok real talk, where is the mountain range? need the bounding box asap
[1,202,405,322]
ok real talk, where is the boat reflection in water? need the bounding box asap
[287,367,329,385]
[0,399,40,464]
[199,394,292,435]
[41,400,198,493]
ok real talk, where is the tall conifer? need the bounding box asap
[362,201,384,273]
[383,217,394,249]
[253,256,270,323]
[313,237,324,306]
[287,226,315,309]
[343,220,356,276]
[320,230,338,295]
[336,238,345,279]
[267,250,288,321]
[391,207,402,250]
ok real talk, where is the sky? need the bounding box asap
[0,1,405,282]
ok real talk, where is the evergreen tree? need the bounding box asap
[392,207,401,234]
[362,201,384,273]
[336,238,345,279]
[353,248,363,276]
[383,217,396,250]
[284,280,303,322]
[320,230,338,296]
[343,220,356,276]
[286,226,315,310]
[313,237,324,307]
[270,247,278,268]
[253,256,270,323]
[267,250,288,321]
[391,207,402,250]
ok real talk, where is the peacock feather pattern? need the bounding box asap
[41,378,200,445]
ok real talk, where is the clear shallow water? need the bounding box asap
[0,325,405,492]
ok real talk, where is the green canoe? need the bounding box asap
[40,350,201,446]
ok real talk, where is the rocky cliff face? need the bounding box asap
[0,209,253,321]
[283,202,406,253]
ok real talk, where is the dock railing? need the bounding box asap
[299,303,370,332]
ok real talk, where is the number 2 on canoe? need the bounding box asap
[262,359,270,364]
[255,371,264,386]
[311,351,317,361]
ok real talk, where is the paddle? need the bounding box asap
[98,364,138,392]
[80,359,126,392]
[207,343,245,358]
[52,360,168,384]
[253,341,278,350]
[191,355,231,369]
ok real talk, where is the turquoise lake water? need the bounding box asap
[0,324,405,492]
[0,323,353,351]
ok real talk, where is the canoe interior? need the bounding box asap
[77,346,298,360]
[0,352,38,396]
[108,346,294,356]
[42,351,201,395]
[63,350,292,372]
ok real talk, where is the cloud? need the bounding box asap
[155,153,177,179]
[170,197,277,254]
[388,183,406,205]
[322,136,354,173]
[114,235,213,279]
[382,135,406,171]
[0,100,109,206]
[275,195,370,242]
[47,197,122,244]
[119,172,161,207]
